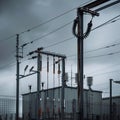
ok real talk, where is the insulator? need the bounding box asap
[65,73,68,81]
[40,55,42,71]
[29,66,34,72]
[58,62,61,74]
[47,56,49,72]
[75,73,78,83]
[87,76,93,88]
[53,57,55,74]
[24,65,28,71]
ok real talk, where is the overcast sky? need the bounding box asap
[0,0,120,97]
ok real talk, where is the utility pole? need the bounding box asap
[29,85,32,120]
[75,8,99,120]
[37,50,42,120]
[109,79,120,120]
[77,8,84,120]
[16,35,36,120]
[110,79,112,120]
[35,50,66,120]
[72,1,120,120]
[16,34,19,120]
[61,58,65,120]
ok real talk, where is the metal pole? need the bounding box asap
[16,34,19,120]
[110,79,112,120]
[29,85,32,120]
[77,8,84,120]
[53,57,55,120]
[61,58,65,120]
[37,53,42,120]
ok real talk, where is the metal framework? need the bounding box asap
[28,48,66,120]
[73,1,120,120]
[16,1,120,120]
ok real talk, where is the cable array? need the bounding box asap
[0,1,120,89]
[0,1,92,43]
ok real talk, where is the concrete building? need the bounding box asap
[102,96,120,120]
[22,86,102,120]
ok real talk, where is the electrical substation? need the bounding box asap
[0,1,120,120]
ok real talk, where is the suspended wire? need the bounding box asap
[67,50,120,60]
[1,13,120,70]
[0,3,119,63]
[1,39,120,71]
[17,23,74,58]
[72,15,93,39]
[20,0,92,35]
[0,62,16,70]
[47,55,49,97]
[0,1,92,43]
[44,37,75,49]
[0,35,16,43]
[86,62,120,76]
[65,65,120,81]
[86,50,120,59]
[1,45,120,70]
[43,14,120,51]
[29,21,73,43]
[85,41,120,53]
[44,36,120,53]
[91,14,120,31]
[2,54,120,87]
[2,12,120,60]
[20,10,75,35]
[92,69,120,76]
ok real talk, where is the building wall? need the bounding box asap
[22,87,102,120]
[102,96,120,120]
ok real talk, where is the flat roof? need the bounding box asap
[22,86,102,96]
[103,95,120,100]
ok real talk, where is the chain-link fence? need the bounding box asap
[0,96,22,120]
[102,103,120,120]
[23,99,103,120]
[23,98,120,120]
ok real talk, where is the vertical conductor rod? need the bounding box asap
[16,34,19,120]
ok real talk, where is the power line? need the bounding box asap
[86,62,120,75]
[28,14,120,51]
[92,14,120,31]
[65,65,120,82]
[1,14,120,70]
[86,50,120,59]
[2,38,120,71]
[31,46,120,64]
[16,0,92,35]
[29,21,73,43]
[0,62,16,70]
[85,41,120,53]
[92,69,120,76]
[1,51,120,79]
[66,50,120,60]
[44,36,120,56]
[1,9,120,54]
[21,34,120,66]
[0,35,16,43]
[44,37,75,49]
[42,14,120,51]
[0,1,92,43]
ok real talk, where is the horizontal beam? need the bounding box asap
[36,51,66,58]
[95,0,120,12]
[19,72,37,79]
[83,0,109,9]
[78,7,99,16]
[114,81,120,84]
